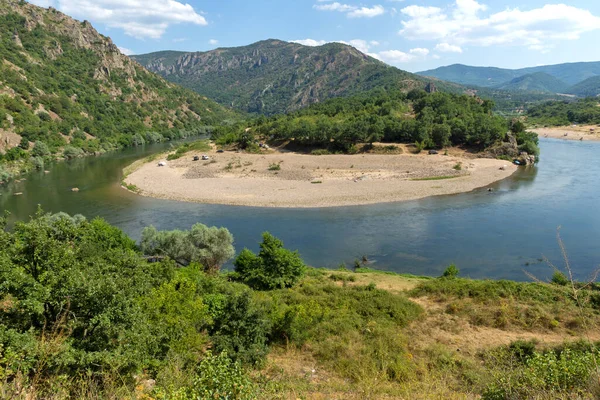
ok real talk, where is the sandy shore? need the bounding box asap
[532,125,600,141]
[124,147,518,208]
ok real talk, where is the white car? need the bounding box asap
[202,155,210,160]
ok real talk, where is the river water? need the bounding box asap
[2,139,599,281]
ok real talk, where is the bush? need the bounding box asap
[140,223,235,273]
[233,232,306,290]
[441,264,460,278]
[31,141,50,157]
[162,351,256,399]
[63,145,84,159]
[551,270,569,286]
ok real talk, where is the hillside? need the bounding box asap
[0,0,237,172]
[417,64,520,88]
[567,76,600,97]
[495,72,569,93]
[133,40,459,115]
[419,61,600,89]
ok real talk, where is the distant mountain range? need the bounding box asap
[418,62,600,96]
[133,41,460,115]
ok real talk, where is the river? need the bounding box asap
[3,138,599,281]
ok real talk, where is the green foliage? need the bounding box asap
[267,163,280,171]
[233,233,306,290]
[551,270,569,286]
[441,263,460,278]
[159,351,257,399]
[213,90,515,153]
[62,145,84,159]
[31,141,50,157]
[527,97,600,126]
[0,210,175,380]
[140,223,235,273]
[257,278,422,381]
[483,343,600,399]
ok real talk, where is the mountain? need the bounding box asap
[566,76,600,97]
[416,64,520,88]
[133,40,458,115]
[0,0,237,157]
[494,72,569,93]
[418,62,600,90]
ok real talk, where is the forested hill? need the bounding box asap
[418,62,600,97]
[0,0,238,162]
[214,89,540,157]
[132,40,461,115]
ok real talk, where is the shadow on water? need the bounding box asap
[3,138,600,281]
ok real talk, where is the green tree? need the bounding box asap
[140,223,235,273]
[233,232,305,290]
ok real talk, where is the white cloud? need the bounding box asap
[409,47,429,56]
[29,0,55,7]
[314,2,385,18]
[292,38,428,65]
[400,1,600,52]
[292,39,329,47]
[348,5,385,18]
[377,50,414,63]
[435,43,463,53]
[118,46,133,55]
[209,39,219,45]
[34,0,207,39]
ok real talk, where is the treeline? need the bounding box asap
[0,11,237,177]
[527,97,600,126]
[214,89,537,154]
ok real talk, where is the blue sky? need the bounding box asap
[29,0,600,72]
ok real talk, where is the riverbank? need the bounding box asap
[531,125,600,141]
[124,145,518,208]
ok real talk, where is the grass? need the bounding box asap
[412,175,459,181]
[121,181,139,193]
[268,163,281,171]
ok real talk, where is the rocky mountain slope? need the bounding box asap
[0,0,237,156]
[133,40,457,115]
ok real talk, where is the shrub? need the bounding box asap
[551,270,569,286]
[31,141,50,157]
[162,351,256,399]
[140,224,235,273]
[63,145,84,159]
[268,163,281,171]
[441,263,460,278]
[233,232,306,290]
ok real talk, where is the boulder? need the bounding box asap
[71,187,80,192]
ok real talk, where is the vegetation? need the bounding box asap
[527,97,600,126]
[133,40,462,115]
[140,223,235,273]
[233,232,306,290]
[214,90,531,154]
[0,4,238,181]
[0,211,598,398]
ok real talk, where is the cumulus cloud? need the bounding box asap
[291,38,428,65]
[400,1,600,52]
[435,43,463,53]
[117,46,133,55]
[31,0,207,39]
[314,2,385,18]
[209,39,219,45]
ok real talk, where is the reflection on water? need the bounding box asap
[4,138,600,281]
